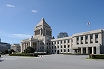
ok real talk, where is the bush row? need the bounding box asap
[9,53,38,57]
[89,54,104,59]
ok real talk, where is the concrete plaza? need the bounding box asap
[0,54,104,69]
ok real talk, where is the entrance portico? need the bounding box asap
[73,47,97,54]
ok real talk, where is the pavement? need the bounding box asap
[0,54,104,69]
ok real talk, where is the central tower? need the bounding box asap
[34,18,52,38]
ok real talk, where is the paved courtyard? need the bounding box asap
[0,54,104,69]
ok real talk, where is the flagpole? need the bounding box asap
[87,22,91,31]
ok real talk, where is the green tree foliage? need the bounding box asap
[24,47,35,53]
[10,49,15,54]
[4,50,8,54]
[3,49,15,54]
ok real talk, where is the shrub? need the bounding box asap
[9,53,38,57]
[24,47,35,53]
[89,54,104,59]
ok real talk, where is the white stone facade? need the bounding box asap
[20,18,104,54]
[11,44,21,52]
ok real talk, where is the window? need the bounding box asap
[35,30,40,35]
[40,42,41,45]
[77,42,79,45]
[64,45,66,48]
[55,46,56,49]
[52,50,53,52]
[85,42,88,44]
[57,41,59,44]
[52,46,53,49]
[61,49,62,52]
[90,34,93,39]
[68,40,70,43]
[57,46,59,48]
[77,37,79,41]
[68,49,70,52]
[47,43,48,45]
[42,42,44,45]
[64,49,66,52]
[42,46,44,49]
[52,42,53,45]
[68,45,70,48]
[95,41,98,43]
[54,42,56,44]
[55,50,56,52]
[85,35,88,40]
[95,34,98,38]
[81,42,83,44]
[64,40,66,43]
[61,45,62,48]
[81,36,83,40]
[60,41,62,44]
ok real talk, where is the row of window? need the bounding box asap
[77,39,98,44]
[47,49,70,53]
[76,34,98,45]
[76,34,98,41]
[54,40,70,44]
[40,45,70,50]
[45,40,70,45]
[40,40,70,45]
[57,45,70,48]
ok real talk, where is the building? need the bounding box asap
[57,32,68,38]
[11,44,21,52]
[21,18,104,54]
[0,38,11,52]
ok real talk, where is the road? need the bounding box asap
[0,54,104,69]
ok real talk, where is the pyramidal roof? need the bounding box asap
[36,18,50,28]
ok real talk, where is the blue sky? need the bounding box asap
[0,0,104,44]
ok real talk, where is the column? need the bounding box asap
[40,29,41,35]
[81,47,83,54]
[24,43,26,49]
[99,33,102,44]
[83,36,85,44]
[79,36,81,45]
[73,37,76,45]
[86,47,88,54]
[93,34,95,43]
[88,34,90,44]
[92,47,94,54]
[30,41,32,47]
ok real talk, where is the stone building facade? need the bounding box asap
[11,44,21,52]
[21,18,104,54]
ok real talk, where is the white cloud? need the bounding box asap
[6,4,15,8]
[31,10,37,13]
[11,34,32,38]
[0,30,32,38]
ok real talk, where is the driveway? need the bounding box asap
[0,54,104,69]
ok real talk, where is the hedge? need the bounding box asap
[9,53,38,57]
[89,54,104,59]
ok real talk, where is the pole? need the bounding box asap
[87,22,91,31]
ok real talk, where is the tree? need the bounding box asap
[24,47,35,53]
[10,49,15,54]
[4,50,8,54]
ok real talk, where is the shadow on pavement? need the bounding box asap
[0,59,4,62]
